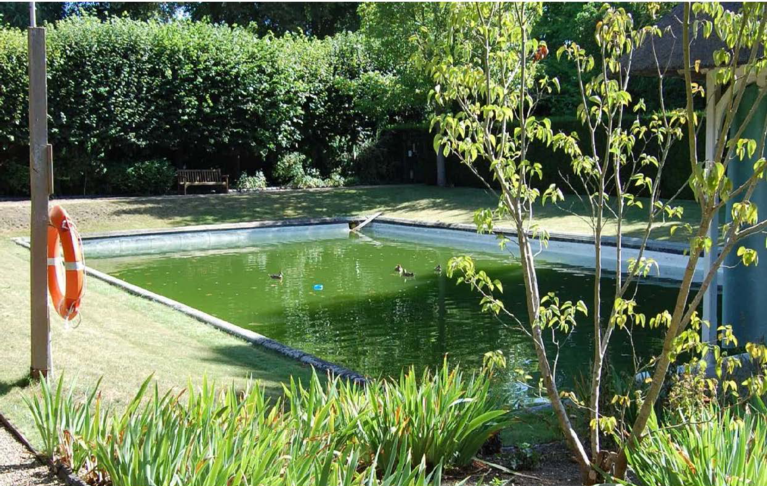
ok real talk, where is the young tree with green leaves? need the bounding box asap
[427,2,593,478]
[427,2,767,483]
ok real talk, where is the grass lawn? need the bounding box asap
[0,238,313,444]
[0,185,707,241]
[0,185,705,448]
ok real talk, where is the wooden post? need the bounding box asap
[28,2,51,379]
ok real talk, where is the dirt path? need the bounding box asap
[0,424,63,486]
[443,442,582,486]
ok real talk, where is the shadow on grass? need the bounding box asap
[108,186,498,228]
[200,343,308,376]
[194,343,325,400]
[0,374,31,399]
[106,185,704,241]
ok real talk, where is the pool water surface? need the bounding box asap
[90,230,677,398]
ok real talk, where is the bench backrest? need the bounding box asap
[177,169,222,183]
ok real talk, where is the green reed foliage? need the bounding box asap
[356,363,510,469]
[283,360,509,470]
[627,398,767,486]
[93,376,290,486]
[26,362,505,485]
[23,375,106,474]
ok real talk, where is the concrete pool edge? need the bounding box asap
[11,237,367,385]
[25,213,688,256]
[368,217,715,284]
[78,216,361,240]
[372,216,689,255]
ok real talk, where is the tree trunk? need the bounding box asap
[435,106,447,187]
[436,149,447,187]
[613,221,708,478]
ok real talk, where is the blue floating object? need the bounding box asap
[313,284,324,291]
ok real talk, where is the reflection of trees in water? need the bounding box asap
[260,240,525,378]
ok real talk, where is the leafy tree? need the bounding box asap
[360,3,461,186]
[614,2,767,477]
[185,3,360,38]
[427,1,589,474]
[428,2,767,484]
[0,3,180,28]
[272,31,411,175]
[551,4,686,478]
[532,2,602,114]
[67,3,181,22]
[534,2,685,114]
[0,2,67,28]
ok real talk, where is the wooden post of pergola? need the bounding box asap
[28,1,52,379]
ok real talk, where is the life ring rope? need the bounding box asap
[47,205,85,322]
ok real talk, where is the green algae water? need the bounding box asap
[90,232,675,397]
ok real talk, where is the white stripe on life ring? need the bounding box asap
[47,258,83,271]
[64,261,84,271]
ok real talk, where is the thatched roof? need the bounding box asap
[628,2,751,78]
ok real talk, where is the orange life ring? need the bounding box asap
[47,205,84,320]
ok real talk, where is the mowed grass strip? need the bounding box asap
[0,185,706,241]
[0,239,313,445]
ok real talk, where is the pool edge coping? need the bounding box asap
[11,237,367,386]
[77,216,361,240]
[47,214,689,256]
[371,216,690,255]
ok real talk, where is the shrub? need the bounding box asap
[0,20,415,197]
[326,169,349,187]
[353,135,394,183]
[294,167,326,188]
[627,399,767,486]
[235,170,267,191]
[293,168,349,189]
[106,159,176,195]
[275,152,349,188]
[274,152,309,186]
[0,161,29,196]
[505,442,540,471]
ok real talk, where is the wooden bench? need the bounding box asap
[177,169,229,195]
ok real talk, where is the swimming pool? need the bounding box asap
[85,220,692,399]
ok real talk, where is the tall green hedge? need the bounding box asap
[0,17,416,196]
[0,16,696,198]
